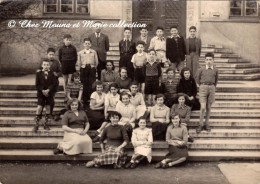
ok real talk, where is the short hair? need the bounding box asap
[205,52,214,59]
[170,112,181,125]
[105,60,115,70]
[180,67,192,79]
[119,91,131,101]
[71,72,80,82]
[63,34,72,39]
[139,27,148,31]
[124,27,131,32]
[41,59,49,65]
[156,26,164,31]
[119,67,128,77]
[109,82,119,91]
[136,40,145,46]
[166,68,175,74]
[93,80,103,91]
[130,81,139,87]
[189,26,197,31]
[155,93,166,101]
[47,48,55,54]
[170,25,178,30]
[177,93,187,102]
[67,98,83,111]
[83,38,92,43]
[147,49,156,54]
[107,111,122,121]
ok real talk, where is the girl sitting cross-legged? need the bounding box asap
[154,112,188,169]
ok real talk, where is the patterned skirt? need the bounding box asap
[94,145,127,166]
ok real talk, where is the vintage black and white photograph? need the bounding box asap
[0,0,259,183]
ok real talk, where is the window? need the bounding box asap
[230,0,259,17]
[44,0,89,14]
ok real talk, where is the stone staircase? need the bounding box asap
[0,43,260,161]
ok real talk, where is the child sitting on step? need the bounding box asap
[124,118,153,169]
[33,60,56,132]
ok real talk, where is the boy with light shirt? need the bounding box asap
[131,41,147,93]
[149,26,167,65]
[196,52,219,133]
[76,38,98,107]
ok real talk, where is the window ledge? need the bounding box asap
[200,17,260,23]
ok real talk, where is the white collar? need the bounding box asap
[136,52,144,56]
[124,38,131,41]
[206,65,214,70]
[155,36,165,41]
[95,32,100,37]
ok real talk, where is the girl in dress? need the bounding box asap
[125,118,153,169]
[154,112,188,168]
[53,99,92,155]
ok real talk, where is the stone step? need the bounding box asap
[189,119,260,128]
[200,53,240,58]
[201,48,233,54]
[212,101,260,108]
[218,74,260,80]
[217,68,260,74]
[201,44,224,49]
[1,117,259,129]
[0,137,259,150]
[0,90,65,98]
[200,63,258,69]
[199,58,250,63]
[0,98,65,107]
[215,93,260,100]
[1,107,260,118]
[0,127,259,138]
[0,149,259,161]
[189,129,260,138]
[189,139,260,150]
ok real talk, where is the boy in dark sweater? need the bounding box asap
[196,52,219,133]
[33,60,56,132]
[143,49,162,106]
[58,34,77,92]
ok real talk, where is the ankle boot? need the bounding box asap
[43,114,51,130]
[32,115,41,133]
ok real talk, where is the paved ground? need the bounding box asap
[218,163,260,184]
[0,162,229,184]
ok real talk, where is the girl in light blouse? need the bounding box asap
[150,93,170,140]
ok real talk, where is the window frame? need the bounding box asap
[229,0,259,17]
[44,0,89,15]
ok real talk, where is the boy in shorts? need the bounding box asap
[58,34,77,92]
[196,52,218,133]
[131,40,147,93]
[33,60,56,132]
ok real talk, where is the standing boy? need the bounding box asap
[33,60,56,132]
[76,38,98,107]
[131,41,147,93]
[58,34,77,92]
[166,26,186,72]
[143,49,162,106]
[37,48,62,119]
[149,26,167,65]
[196,52,218,133]
[88,21,110,80]
[119,27,136,80]
[134,27,151,52]
[185,26,201,78]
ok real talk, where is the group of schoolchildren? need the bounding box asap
[33,22,219,168]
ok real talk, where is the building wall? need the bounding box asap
[0,0,131,74]
[186,1,260,65]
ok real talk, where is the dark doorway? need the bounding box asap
[132,0,187,38]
